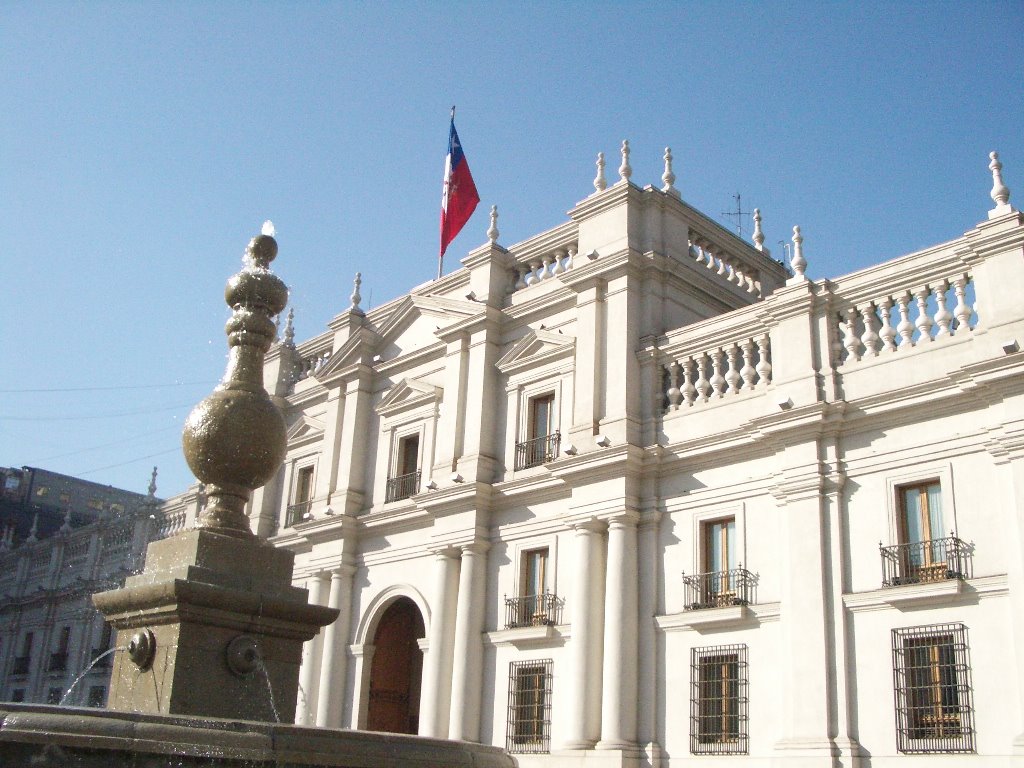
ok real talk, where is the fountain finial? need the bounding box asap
[181,229,289,537]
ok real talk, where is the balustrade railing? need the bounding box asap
[504,592,564,628]
[688,240,763,297]
[285,500,312,527]
[385,470,421,503]
[682,568,756,610]
[663,335,771,411]
[880,535,971,587]
[515,432,561,470]
[833,274,976,366]
[512,242,578,292]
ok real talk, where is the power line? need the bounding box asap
[0,401,197,422]
[76,447,183,477]
[0,380,215,394]
[28,424,183,463]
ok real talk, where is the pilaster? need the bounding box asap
[295,571,328,725]
[315,562,356,727]
[418,548,460,737]
[448,540,490,741]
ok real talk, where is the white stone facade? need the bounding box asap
[252,152,1024,766]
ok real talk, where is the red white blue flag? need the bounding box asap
[439,111,480,266]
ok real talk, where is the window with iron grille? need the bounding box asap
[506,659,553,753]
[690,644,748,755]
[892,623,975,753]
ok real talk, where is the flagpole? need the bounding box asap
[437,106,456,281]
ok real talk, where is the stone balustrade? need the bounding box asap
[511,240,579,291]
[659,307,773,412]
[688,238,763,297]
[831,273,976,366]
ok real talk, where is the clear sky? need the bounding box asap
[2,1,1022,500]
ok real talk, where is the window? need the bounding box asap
[386,433,421,502]
[11,689,24,703]
[892,623,974,753]
[12,632,33,676]
[49,626,70,672]
[87,685,106,707]
[691,644,748,754]
[683,517,751,609]
[506,660,553,753]
[515,393,559,470]
[882,481,968,586]
[47,687,62,704]
[285,465,315,526]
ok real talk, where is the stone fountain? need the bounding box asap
[0,228,514,768]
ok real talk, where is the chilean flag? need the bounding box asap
[439,113,480,263]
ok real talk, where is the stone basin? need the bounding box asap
[0,703,517,767]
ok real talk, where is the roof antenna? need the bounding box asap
[721,193,750,237]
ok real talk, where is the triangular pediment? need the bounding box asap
[375,377,443,418]
[374,294,479,349]
[286,414,325,445]
[313,327,381,384]
[496,328,576,375]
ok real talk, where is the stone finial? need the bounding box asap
[619,140,632,181]
[350,272,363,314]
[990,151,1012,210]
[282,308,295,347]
[487,204,499,244]
[26,513,38,543]
[148,466,158,498]
[791,225,807,280]
[752,208,765,251]
[662,147,679,197]
[181,228,289,538]
[261,220,276,237]
[594,152,607,192]
[60,504,73,534]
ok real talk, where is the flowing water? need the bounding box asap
[59,646,126,706]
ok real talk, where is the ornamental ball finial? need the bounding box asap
[790,225,807,280]
[989,150,1012,209]
[594,152,607,192]
[662,146,679,197]
[487,204,499,243]
[619,140,632,181]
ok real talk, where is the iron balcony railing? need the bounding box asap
[48,652,68,673]
[11,656,31,676]
[504,592,564,629]
[285,500,312,527]
[385,470,421,503]
[682,568,756,610]
[515,431,560,471]
[880,535,971,587]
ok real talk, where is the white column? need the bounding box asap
[349,643,374,729]
[598,513,639,749]
[295,572,327,725]
[636,511,662,755]
[418,549,460,737]
[315,564,356,727]
[448,541,490,741]
[564,521,605,749]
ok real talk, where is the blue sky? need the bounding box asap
[2,1,1022,499]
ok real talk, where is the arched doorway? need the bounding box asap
[366,597,425,734]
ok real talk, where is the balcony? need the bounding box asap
[48,652,68,673]
[11,656,30,676]
[385,470,421,503]
[881,536,971,587]
[285,500,312,527]
[515,432,560,471]
[504,592,564,629]
[682,568,756,610]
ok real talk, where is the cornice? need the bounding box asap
[434,304,503,342]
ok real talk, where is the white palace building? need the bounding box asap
[185,147,1023,766]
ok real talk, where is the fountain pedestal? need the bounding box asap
[93,528,336,722]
